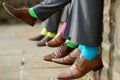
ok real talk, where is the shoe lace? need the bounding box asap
[53,43,67,58]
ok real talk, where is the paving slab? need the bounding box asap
[0,24,69,80]
[0,24,94,80]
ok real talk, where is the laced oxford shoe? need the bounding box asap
[57,55,103,79]
[46,32,65,47]
[52,48,80,65]
[29,35,45,41]
[2,2,37,26]
[37,36,52,46]
[43,43,75,61]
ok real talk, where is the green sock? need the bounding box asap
[28,8,38,19]
[47,32,56,38]
[65,40,78,48]
[41,28,48,36]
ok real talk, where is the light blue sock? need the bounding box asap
[78,45,98,61]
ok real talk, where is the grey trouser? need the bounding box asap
[33,0,104,46]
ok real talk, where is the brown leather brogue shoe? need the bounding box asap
[52,48,80,65]
[29,35,45,41]
[46,32,65,47]
[43,43,75,61]
[37,36,52,46]
[57,55,103,79]
[2,2,37,26]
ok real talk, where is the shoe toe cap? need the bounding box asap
[43,54,52,61]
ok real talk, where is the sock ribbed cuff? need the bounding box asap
[47,32,56,38]
[65,40,78,48]
[28,8,38,19]
[41,28,48,36]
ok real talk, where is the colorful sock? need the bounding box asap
[47,32,56,38]
[78,45,98,61]
[28,8,38,19]
[41,28,48,36]
[60,22,67,33]
[65,40,78,48]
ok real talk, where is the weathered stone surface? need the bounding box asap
[112,0,120,80]
[101,0,120,80]
[0,24,71,80]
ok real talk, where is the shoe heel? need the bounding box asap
[93,65,103,72]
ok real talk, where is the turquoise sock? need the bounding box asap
[28,8,38,19]
[78,45,98,61]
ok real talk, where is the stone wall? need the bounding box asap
[101,0,120,80]
[110,0,120,80]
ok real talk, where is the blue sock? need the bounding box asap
[78,45,98,61]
